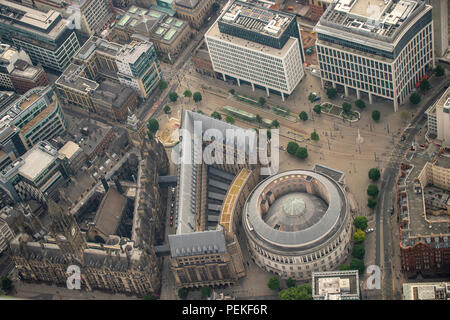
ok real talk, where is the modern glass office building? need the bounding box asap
[0,0,80,72]
[314,0,434,111]
[205,0,305,101]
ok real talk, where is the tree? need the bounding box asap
[352,244,366,259]
[178,288,188,299]
[299,111,308,121]
[271,119,280,128]
[147,131,154,141]
[295,147,308,160]
[308,92,316,103]
[211,111,221,120]
[211,2,220,14]
[258,97,266,106]
[311,130,319,141]
[229,88,235,95]
[197,110,204,114]
[286,278,296,288]
[287,141,299,155]
[147,118,159,133]
[267,277,280,291]
[225,115,235,124]
[313,105,322,114]
[350,258,366,275]
[339,264,350,271]
[372,110,380,121]
[368,198,377,209]
[353,229,366,243]
[367,184,379,197]
[193,92,202,103]
[400,110,410,123]
[326,88,337,99]
[183,89,192,101]
[201,286,212,299]
[353,216,368,231]
[159,80,168,90]
[169,91,178,102]
[279,285,312,300]
[355,99,365,109]
[410,92,421,104]
[435,65,445,77]
[420,79,430,91]
[267,130,271,140]
[143,294,157,300]
[368,168,380,182]
[1,276,12,293]
[163,105,171,114]
[342,102,352,114]
[256,114,262,124]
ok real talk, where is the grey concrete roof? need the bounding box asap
[168,230,226,258]
[244,169,348,250]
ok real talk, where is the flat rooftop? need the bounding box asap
[316,0,428,45]
[219,0,295,39]
[76,36,122,61]
[93,187,127,236]
[116,41,153,64]
[399,146,450,248]
[312,270,359,300]
[206,20,297,58]
[58,141,81,161]
[0,0,68,41]
[56,63,98,93]
[18,142,58,182]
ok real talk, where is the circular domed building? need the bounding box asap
[242,169,352,280]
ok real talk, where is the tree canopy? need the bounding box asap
[267,277,280,291]
[201,286,212,299]
[1,276,12,293]
[193,92,202,103]
[258,97,266,106]
[352,244,366,260]
[353,229,366,243]
[299,111,308,121]
[353,216,368,231]
[159,80,168,90]
[286,278,296,288]
[350,258,366,274]
[311,131,319,141]
[225,115,235,124]
[368,168,380,182]
[287,142,299,155]
[410,92,421,104]
[163,105,171,114]
[420,79,430,91]
[355,99,365,109]
[372,110,380,121]
[342,102,352,114]
[147,118,159,133]
[368,198,377,209]
[178,288,188,299]
[313,105,321,114]
[367,184,379,197]
[211,111,221,120]
[279,284,312,300]
[271,119,280,128]
[326,88,337,99]
[308,92,316,103]
[169,91,178,102]
[435,65,445,77]
[295,147,308,160]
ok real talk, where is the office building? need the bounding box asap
[397,145,450,277]
[205,0,305,101]
[309,0,332,22]
[172,0,214,29]
[426,87,450,147]
[0,86,66,158]
[114,5,192,62]
[314,0,434,111]
[0,43,48,94]
[21,0,115,36]
[312,270,360,300]
[0,215,14,253]
[424,0,448,57]
[0,141,69,202]
[56,37,161,102]
[0,0,80,72]
[402,281,450,300]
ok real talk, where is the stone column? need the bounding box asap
[266,87,270,97]
[251,82,255,91]
[369,92,373,104]
[281,92,285,101]
[332,82,336,88]
[237,78,241,86]
[344,85,348,96]
[356,89,361,100]
[222,73,226,81]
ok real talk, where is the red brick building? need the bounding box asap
[401,240,450,277]
[9,61,49,94]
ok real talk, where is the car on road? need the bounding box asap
[170,216,173,221]
[170,221,173,227]
[366,228,374,233]
[401,135,406,141]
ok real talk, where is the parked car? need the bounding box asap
[313,96,321,101]
[366,228,374,233]
[170,221,173,227]
[170,216,173,221]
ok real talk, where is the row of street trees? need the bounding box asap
[267,277,312,300]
